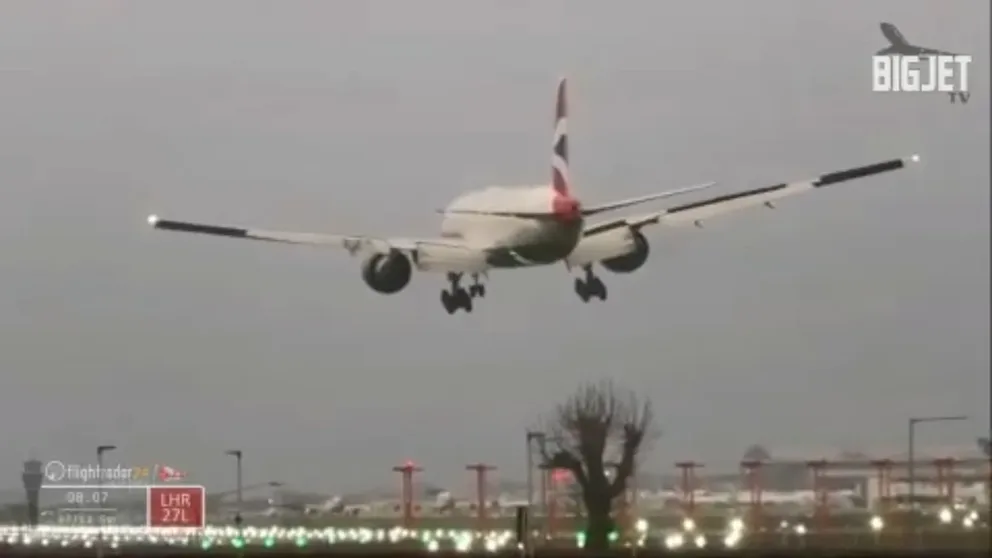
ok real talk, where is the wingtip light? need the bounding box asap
[147,214,159,226]
[910,154,920,163]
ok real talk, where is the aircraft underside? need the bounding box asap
[358,227,650,314]
[437,230,647,314]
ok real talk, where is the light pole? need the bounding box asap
[907,414,967,541]
[907,415,968,504]
[225,450,243,528]
[95,445,116,558]
[525,431,545,513]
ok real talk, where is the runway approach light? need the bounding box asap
[870,516,884,532]
[664,533,684,549]
[681,518,696,532]
[794,524,807,536]
[724,530,742,548]
[939,507,953,524]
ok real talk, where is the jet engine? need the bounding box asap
[600,229,649,273]
[361,250,412,294]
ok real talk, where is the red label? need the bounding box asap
[148,486,205,528]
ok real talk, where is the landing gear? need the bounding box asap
[574,265,607,303]
[468,273,486,298]
[441,288,472,314]
[441,272,482,314]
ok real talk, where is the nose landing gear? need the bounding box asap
[574,265,607,302]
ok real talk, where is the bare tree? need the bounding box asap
[541,380,653,551]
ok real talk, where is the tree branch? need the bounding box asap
[609,396,652,498]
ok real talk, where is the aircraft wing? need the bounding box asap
[580,181,717,216]
[146,214,490,273]
[582,155,919,237]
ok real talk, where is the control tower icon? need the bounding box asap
[22,459,43,527]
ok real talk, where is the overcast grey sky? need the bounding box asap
[1,0,988,495]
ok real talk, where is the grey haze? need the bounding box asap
[1,0,988,494]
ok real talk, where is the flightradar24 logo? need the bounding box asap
[872,22,972,104]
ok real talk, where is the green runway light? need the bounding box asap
[576,532,586,548]
[231,537,244,549]
[200,539,213,550]
[264,537,275,548]
[295,537,307,547]
[609,531,619,542]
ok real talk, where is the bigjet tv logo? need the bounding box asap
[872,22,972,104]
[873,55,972,101]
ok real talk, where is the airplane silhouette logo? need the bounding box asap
[877,23,957,57]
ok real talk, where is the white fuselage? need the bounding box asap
[440,185,563,245]
[438,185,584,268]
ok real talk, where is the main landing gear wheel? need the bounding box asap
[468,273,486,298]
[441,272,474,314]
[441,289,472,314]
[574,266,608,302]
[468,284,486,298]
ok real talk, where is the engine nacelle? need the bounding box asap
[361,250,412,294]
[600,229,649,273]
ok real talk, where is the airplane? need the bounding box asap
[759,489,859,509]
[495,493,531,511]
[432,490,490,514]
[666,488,858,509]
[877,22,958,57]
[266,490,370,516]
[146,77,919,314]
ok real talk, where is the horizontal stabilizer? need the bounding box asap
[580,181,716,216]
[439,181,716,220]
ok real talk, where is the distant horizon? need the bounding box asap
[5,440,987,497]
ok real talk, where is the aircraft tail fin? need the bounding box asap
[551,77,571,197]
[880,22,910,49]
